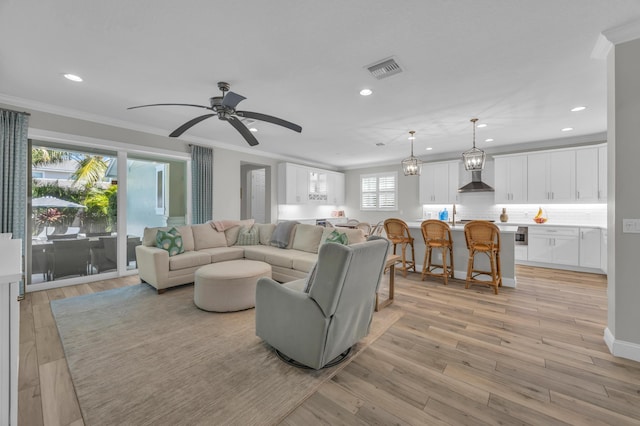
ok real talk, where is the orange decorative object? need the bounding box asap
[533,217,548,224]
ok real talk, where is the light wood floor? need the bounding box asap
[19,266,640,425]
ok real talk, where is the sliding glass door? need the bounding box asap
[27,141,190,289]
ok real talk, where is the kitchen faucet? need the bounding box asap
[452,203,456,226]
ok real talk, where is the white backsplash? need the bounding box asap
[422,192,607,226]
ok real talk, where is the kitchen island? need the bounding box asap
[405,222,518,288]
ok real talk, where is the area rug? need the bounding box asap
[51,284,402,426]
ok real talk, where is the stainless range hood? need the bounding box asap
[458,170,494,193]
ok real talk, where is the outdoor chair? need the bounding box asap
[51,238,90,280]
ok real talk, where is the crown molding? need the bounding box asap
[0,93,337,170]
[592,19,640,60]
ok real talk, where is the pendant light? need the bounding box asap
[462,118,486,171]
[402,130,423,176]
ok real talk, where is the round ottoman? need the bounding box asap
[194,260,272,312]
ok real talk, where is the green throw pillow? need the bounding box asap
[235,225,260,246]
[325,229,348,245]
[156,227,185,257]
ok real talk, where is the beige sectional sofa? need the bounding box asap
[135,222,366,293]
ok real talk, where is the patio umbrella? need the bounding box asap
[32,196,86,209]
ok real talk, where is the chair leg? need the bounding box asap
[489,251,499,294]
[421,246,430,281]
[465,251,474,289]
[409,242,416,272]
[441,246,448,285]
[400,243,408,277]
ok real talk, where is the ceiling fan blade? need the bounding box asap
[221,91,246,109]
[226,116,259,146]
[236,111,302,133]
[169,114,216,137]
[127,103,212,110]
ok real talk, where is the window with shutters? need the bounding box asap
[360,172,398,211]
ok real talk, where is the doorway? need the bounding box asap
[240,163,271,224]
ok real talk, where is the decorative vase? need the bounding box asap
[500,208,509,223]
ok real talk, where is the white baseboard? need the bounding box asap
[604,327,640,362]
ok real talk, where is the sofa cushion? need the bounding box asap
[255,223,277,245]
[168,251,210,271]
[198,247,245,263]
[156,228,185,257]
[292,252,318,273]
[242,245,277,262]
[270,221,299,248]
[176,225,195,252]
[265,249,307,269]
[224,219,256,247]
[292,224,324,253]
[235,225,260,246]
[143,226,169,247]
[193,223,227,250]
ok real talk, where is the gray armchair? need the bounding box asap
[255,237,389,369]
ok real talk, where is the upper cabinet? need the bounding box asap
[527,150,576,203]
[278,162,345,205]
[419,160,459,204]
[598,145,607,201]
[495,144,605,204]
[494,155,527,203]
[575,147,599,202]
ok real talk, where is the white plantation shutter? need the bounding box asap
[360,172,397,210]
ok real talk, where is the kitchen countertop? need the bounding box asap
[498,221,606,229]
[405,221,518,233]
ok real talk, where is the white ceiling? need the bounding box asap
[2,1,640,169]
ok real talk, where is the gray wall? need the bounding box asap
[608,37,640,346]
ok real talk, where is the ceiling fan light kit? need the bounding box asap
[127,81,302,146]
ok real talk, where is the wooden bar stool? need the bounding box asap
[420,219,454,285]
[463,220,502,294]
[383,218,416,277]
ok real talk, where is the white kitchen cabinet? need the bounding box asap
[575,147,599,202]
[579,227,601,269]
[327,172,345,205]
[527,150,576,203]
[527,226,579,266]
[494,155,527,203]
[598,145,607,201]
[278,163,309,204]
[278,162,345,205]
[419,160,459,204]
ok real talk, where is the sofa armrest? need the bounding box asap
[135,245,169,288]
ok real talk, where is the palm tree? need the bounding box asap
[31,147,69,167]
[71,155,109,187]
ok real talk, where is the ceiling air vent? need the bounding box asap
[366,57,403,80]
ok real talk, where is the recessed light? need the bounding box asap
[477,123,487,128]
[426,147,433,151]
[485,138,494,142]
[359,88,373,96]
[249,128,258,132]
[63,73,83,82]
[571,106,586,112]
[561,127,573,132]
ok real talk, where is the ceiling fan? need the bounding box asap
[127,81,302,146]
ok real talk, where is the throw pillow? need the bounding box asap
[270,221,299,248]
[235,225,260,246]
[156,227,185,257]
[325,229,348,245]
